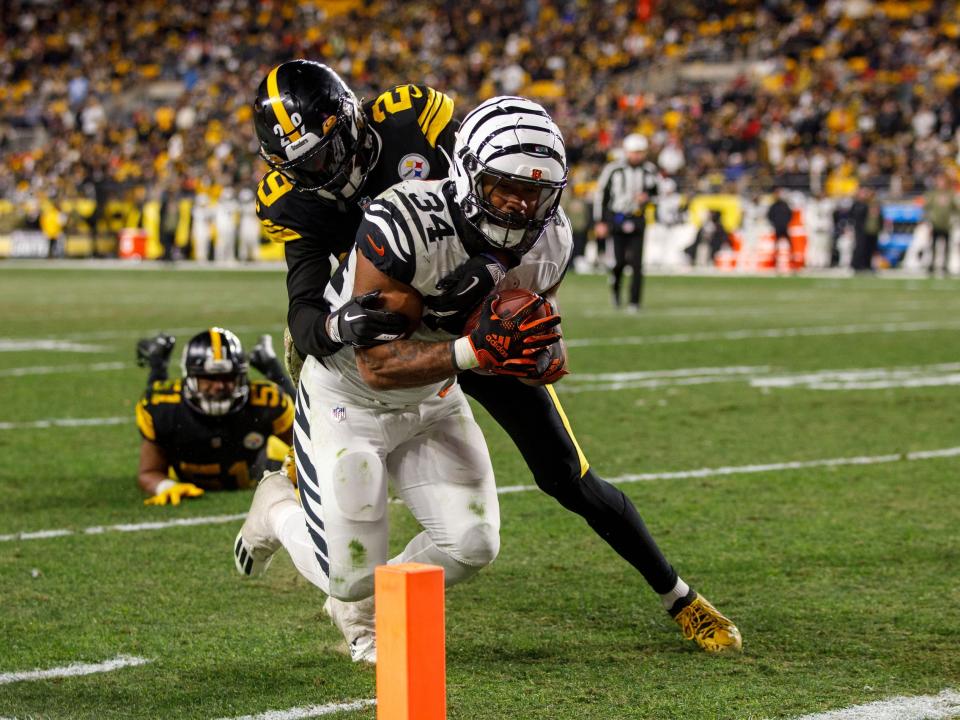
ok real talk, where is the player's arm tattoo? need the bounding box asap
[355,339,457,389]
[350,247,461,390]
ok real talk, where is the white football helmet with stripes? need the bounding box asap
[452,96,567,255]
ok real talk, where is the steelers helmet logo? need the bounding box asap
[243,432,265,450]
[398,153,430,180]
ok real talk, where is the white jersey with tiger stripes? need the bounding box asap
[314,178,573,407]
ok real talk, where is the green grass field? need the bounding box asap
[1,265,959,720]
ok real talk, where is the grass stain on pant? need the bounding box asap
[348,538,367,568]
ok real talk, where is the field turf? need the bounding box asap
[1,265,958,719]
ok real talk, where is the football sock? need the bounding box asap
[661,578,695,615]
[275,505,329,591]
[577,468,678,592]
[456,374,681,594]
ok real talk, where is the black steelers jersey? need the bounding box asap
[254,84,457,359]
[135,379,294,491]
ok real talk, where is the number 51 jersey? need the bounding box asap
[136,379,294,490]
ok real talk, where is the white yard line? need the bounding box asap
[4,449,960,543]
[214,699,376,720]
[0,339,109,353]
[561,362,960,394]
[0,655,151,685]
[787,688,960,720]
[0,361,130,377]
[561,365,767,394]
[0,416,130,430]
[0,323,285,344]
[571,366,768,381]
[0,513,248,543]
[560,374,759,393]
[565,320,960,348]
[494,445,960,494]
[0,362,960,394]
[581,306,848,319]
[751,363,960,388]
[2,319,956,350]
[752,362,960,391]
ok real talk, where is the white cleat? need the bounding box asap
[324,595,377,664]
[234,470,296,578]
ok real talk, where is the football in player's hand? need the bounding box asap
[462,288,549,335]
[463,288,564,379]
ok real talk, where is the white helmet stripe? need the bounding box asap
[475,127,563,157]
[484,143,565,166]
[460,96,551,133]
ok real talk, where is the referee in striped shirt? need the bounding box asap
[594,134,660,311]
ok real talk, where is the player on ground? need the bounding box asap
[135,328,294,505]
[238,60,741,655]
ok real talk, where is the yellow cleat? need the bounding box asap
[673,595,742,654]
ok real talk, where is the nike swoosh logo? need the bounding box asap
[343,312,366,322]
[366,234,385,257]
[456,276,480,296]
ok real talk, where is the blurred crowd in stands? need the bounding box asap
[2,0,960,252]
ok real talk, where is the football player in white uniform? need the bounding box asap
[236,97,569,662]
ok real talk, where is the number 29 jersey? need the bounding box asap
[254,84,458,358]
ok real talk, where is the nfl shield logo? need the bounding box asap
[332,406,346,423]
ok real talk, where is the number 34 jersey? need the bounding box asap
[135,379,294,490]
[317,178,574,408]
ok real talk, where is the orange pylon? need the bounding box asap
[375,563,446,720]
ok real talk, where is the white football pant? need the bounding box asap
[278,357,501,602]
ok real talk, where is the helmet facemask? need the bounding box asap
[259,94,375,201]
[458,152,566,255]
[181,330,250,416]
[254,61,378,203]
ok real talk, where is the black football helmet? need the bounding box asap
[180,328,250,416]
[253,60,378,201]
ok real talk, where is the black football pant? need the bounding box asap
[930,228,950,273]
[611,224,646,307]
[459,372,678,594]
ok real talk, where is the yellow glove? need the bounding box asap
[144,480,205,506]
